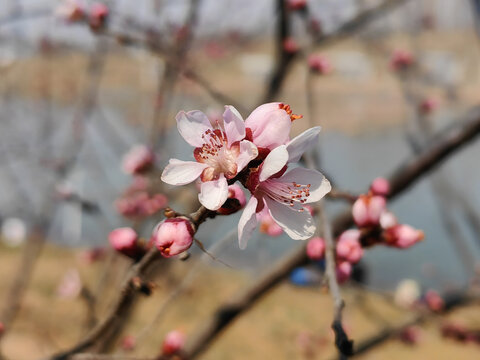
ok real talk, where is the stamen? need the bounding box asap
[278,103,303,122]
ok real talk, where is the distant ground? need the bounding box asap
[1,243,480,359]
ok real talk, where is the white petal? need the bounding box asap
[176,110,212,147]
[198,175,229,210]
[264,197,315,240]
[238,196,258,249]
[223,105,245,147]
[161,159,208,185]
[235,140,258,172]
[259,145,288,182]
[279,167,331,203]
[286,126,321,163]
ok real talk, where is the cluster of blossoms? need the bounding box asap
[441,322,480,344]
[115,176,168,219]
[156,102,330,257]
[56,0,108,30]
[306,178,423,284]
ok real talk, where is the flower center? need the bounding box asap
[261,180,311,208]
[278,103,303,122]
[194,129,238,181]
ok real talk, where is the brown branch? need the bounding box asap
[180,104,480,359]
[319,204,353,359]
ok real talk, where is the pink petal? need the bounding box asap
[238,196,259,249]
[235,140,258,172]
[286,126,321,163]
[245,105,291,150]
[264,197,315,240]
[277,167,331,202]
[176,110,212,147]
[259,145,288,182]
[161,159,208,185]
[223,105,245,147]
[198,174,229,210]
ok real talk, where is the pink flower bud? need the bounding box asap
[217,184,247,215]
[370,177,390,196]
[385,224,424,249]
[336,261,352,284]
[121,335,136,351]
[153,218,194,258]
[283,37,300,54]
[308,54,332,75]
[390,49,415,71]
[89,3,108,31]
[425,290,444,312]
[306,237,325,260]
[108,227,142,258]
[419,97,439,115]
[162,330,185,355]
[336,230,363,264]
[55,0,85,23]
[352,195,386,228]
[56,269,82,299]
[399,326,422,345]
[379,211,397,230]
[287,0,307,11]
[245,102,301,152]
[122,145,155,175]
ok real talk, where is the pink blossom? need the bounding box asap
[57,269,82,299]
[283,37,300,54]
[336,261,352,284]
[217,184,247,215]
[55,0,85,22]
[153,218,194,258]
[108,227,139,257]
[162,330,186,355]
[352,195,387,228]
[244,102,301,153]
[390,49,415,71]
[257,207,283,236]
[308,54,332,75]
[121,335,136,351]
[379,211,397,230]
[162,106,258,210]
[419,97,439,115]
[122,145,155,175]
[306,237,325,260]
[370,177,390,196]
[336,230,363,264]
[238,128,331,248]
[287,0,307,11]
[89,3,108,30]
[425,290,444,312]
[385,224,424,248]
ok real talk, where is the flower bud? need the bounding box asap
[308,54,332,75]
[370,177,390,196]
[306,237,325,260]
[108,227,145,259]
[122,145,155,175]
[153,218,194,258]
[283,37,299,54]
[287,0,307,11]
[352,195,386,228]
[217,185,247,215]
[399,326,422,345]
[336,230,363,264]
[89,3,108,31]
[336,261,352,284]
[121,335,136,351]
[390,49,415,71]
[385,224,424,249]
[162,330,185,355]
[425,290,444,312]
[419,98,439,115]
[379,211,397,230]
[258,208,283,237]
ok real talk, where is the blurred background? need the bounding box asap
[1,0,480,359]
